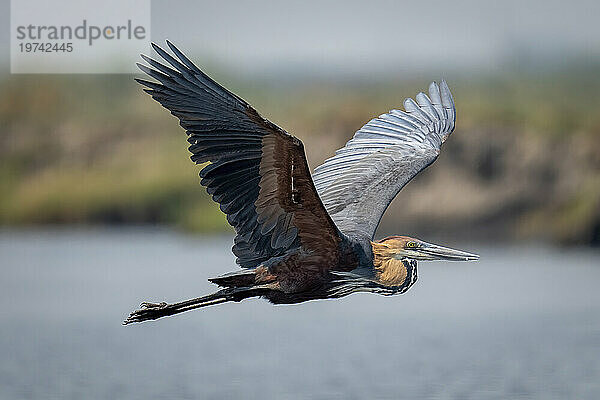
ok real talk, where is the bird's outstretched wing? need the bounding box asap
[312,81,456,240]
[137,41,341,268]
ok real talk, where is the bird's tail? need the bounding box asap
[123,286,264,325]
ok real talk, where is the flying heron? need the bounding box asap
[124,41,479,324]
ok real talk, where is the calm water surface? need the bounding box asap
[0,229,599,400]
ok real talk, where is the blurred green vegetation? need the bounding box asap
[1,64,599,244]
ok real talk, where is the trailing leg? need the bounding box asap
[123,286,264,325]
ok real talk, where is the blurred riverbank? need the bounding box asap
[1,63,599,245]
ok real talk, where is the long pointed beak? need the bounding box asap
[418,242,480,261]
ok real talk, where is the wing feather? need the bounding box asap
[138,41,341,268]
[313,81,456,240]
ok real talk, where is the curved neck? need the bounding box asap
[371,241,418,291]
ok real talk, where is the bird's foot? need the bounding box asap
[123,301,169,325]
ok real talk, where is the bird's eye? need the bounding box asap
[407,242,418,248]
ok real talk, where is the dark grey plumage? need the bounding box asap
[136,41,303,268]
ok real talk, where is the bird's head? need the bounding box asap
[373,236,479,261]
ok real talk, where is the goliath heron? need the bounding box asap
[124,41,479,324]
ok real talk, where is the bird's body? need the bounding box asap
[124,41,479,324]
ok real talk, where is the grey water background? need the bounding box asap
[1,229,599,399]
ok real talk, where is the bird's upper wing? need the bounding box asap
[137,41,341,268]
[312,81,456,240]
